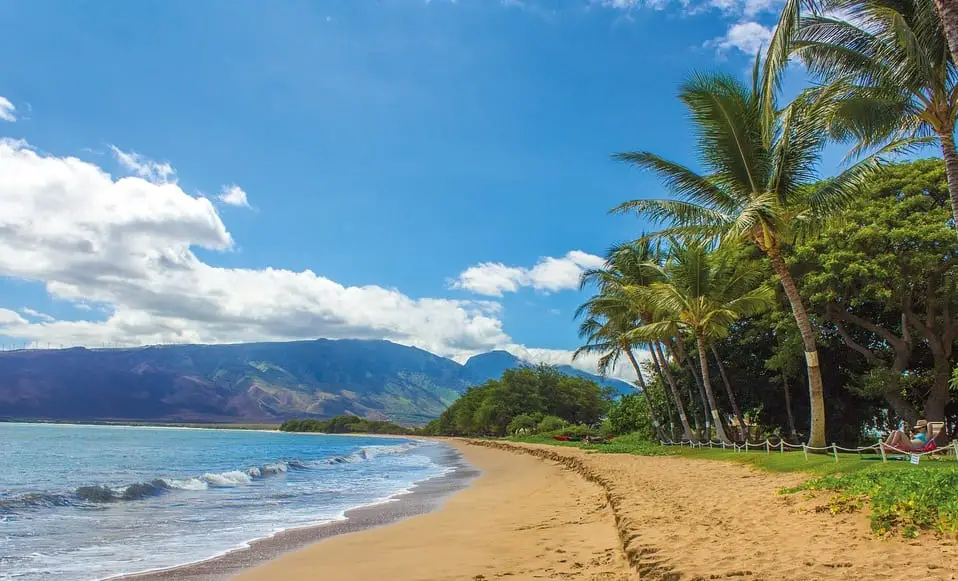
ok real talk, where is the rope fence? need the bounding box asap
[658,437,958,463]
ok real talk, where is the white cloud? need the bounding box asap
[20,307,55,322]
[110,146,177,184]
[218,185,250,208]
[505,344,650,383]
[742,0,779,16]
[451,250,605,297]
[708,21,773,55]
[0,138,512,358]
[0,97,16,122]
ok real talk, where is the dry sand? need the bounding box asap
[234,440,631,581]
[469,441,958,581]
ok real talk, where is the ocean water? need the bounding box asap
[0,423,453,580]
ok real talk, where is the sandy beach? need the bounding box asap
[234,440,630,581]
[231,440,958,581]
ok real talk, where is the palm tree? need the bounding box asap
[626,240,775,444]
[789,0,958,231]
[577,243,697,441]
[574,295,666,440]
[612,47,876,447]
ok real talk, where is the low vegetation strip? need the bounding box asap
[790,469,958,538]
[280,415,416,435]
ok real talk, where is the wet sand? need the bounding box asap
[119,444,478,581]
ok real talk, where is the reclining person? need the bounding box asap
[883,420,930,452]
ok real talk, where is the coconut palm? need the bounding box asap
[577,242,696,441]
[626,240,775,444]
[574,294,667,440]
[789,0,958,230]
[612,46,877,446]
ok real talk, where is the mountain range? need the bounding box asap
[0,339,634,425]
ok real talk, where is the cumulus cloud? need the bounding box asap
[110,146,177,183]
[708,21,773,55]
[451,251,604,297]
[0,138,512,358]
[0,97,15,122]
[218,185,250,208]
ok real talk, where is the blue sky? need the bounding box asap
[0,0,798,375]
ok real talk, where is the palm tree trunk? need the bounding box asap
[625,346,666,441]
[782,371,798,441]
[687,360,712,437]
[649,344,678,438]
[670,339,712,436]
[697,334,731,443]
[652,341,695,440]
[938,128,958,234]
[935,0,958,83]
[768,251,827,448]
[710,344,746,442]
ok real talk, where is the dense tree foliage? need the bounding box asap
[280,415,416,435]
[602,159,958,445]
[793,159,958,424]
[422,366,612,436]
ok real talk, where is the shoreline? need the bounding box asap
[113,442,477,581]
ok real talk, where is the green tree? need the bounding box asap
[607,392,656,437]
[612,47,876,446]
[791,0,958,232]
[628,240,775,443]
[428,366,611,436]
[792,159,958,423]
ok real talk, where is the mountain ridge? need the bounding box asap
[0,339,633,425]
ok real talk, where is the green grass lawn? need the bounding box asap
[510,433,958,537]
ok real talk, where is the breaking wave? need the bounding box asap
[1,441,423,514]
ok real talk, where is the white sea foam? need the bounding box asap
[164,477,208,491]
[202,470,252,487]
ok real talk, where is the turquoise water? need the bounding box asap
[0,423,450,580]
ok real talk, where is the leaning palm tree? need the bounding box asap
[574,294,667,440]
[578,242,696,440]
[790,0,958,230]
[626,240,775,444]
[612,47,877,446]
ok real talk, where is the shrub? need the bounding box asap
[537,415,569,434]
[561,424,595,438]
[507,413,541,435]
